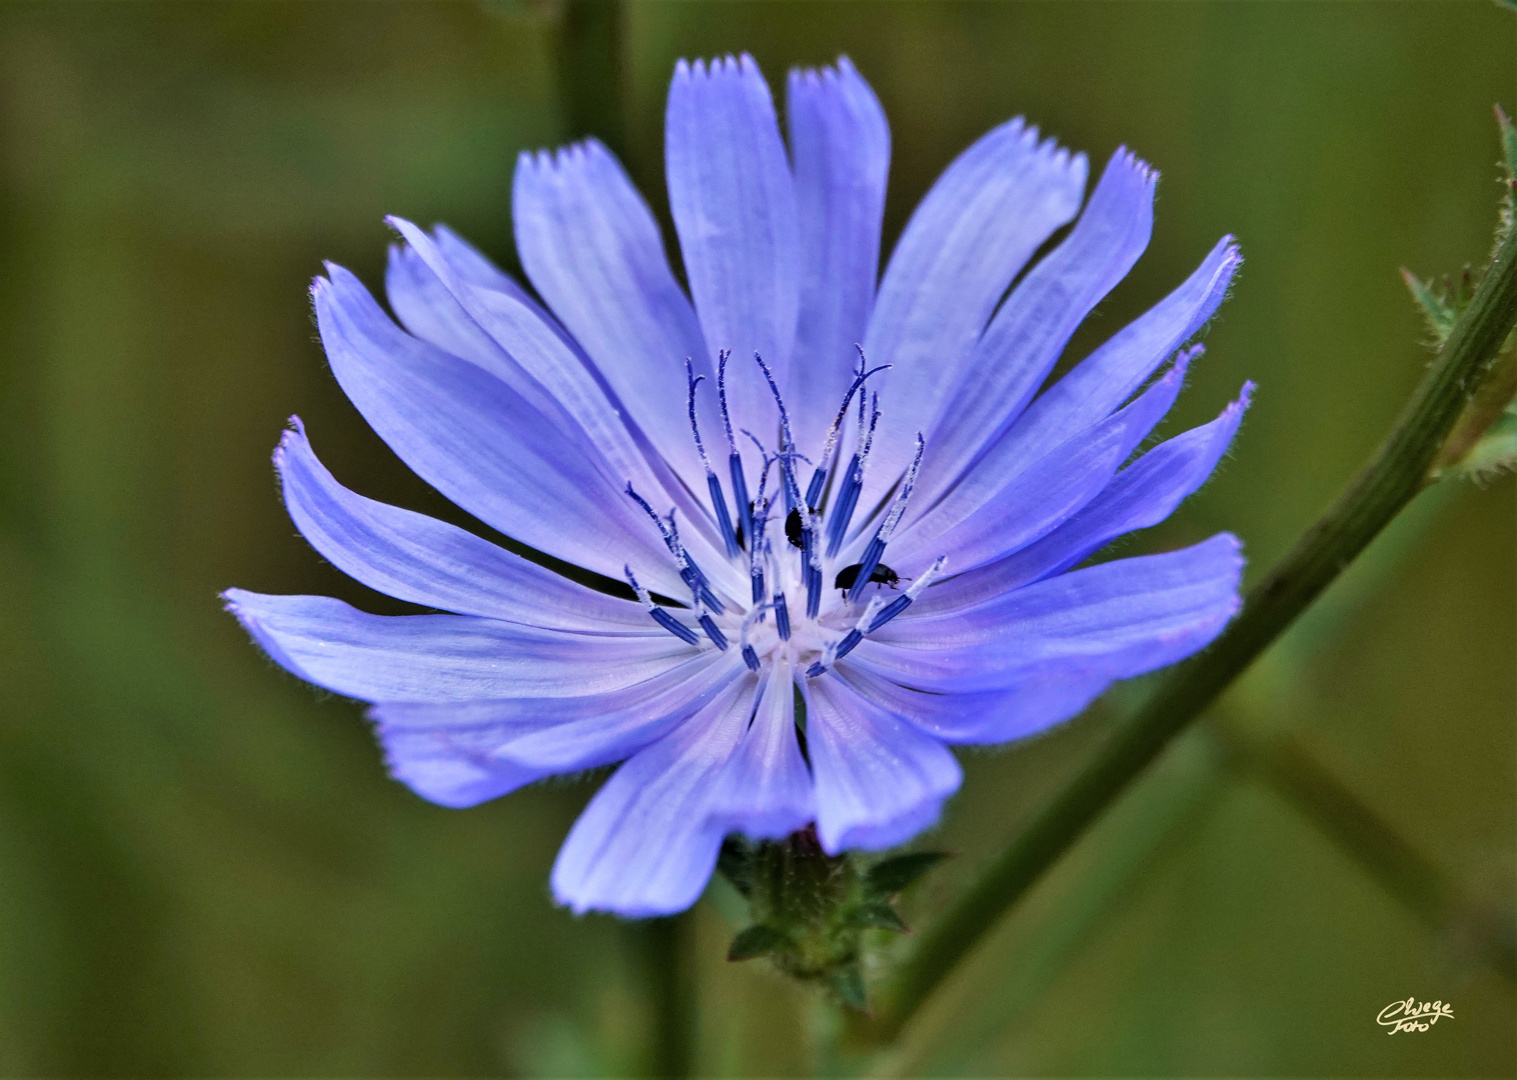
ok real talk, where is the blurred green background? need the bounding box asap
[0,1,1511,1075]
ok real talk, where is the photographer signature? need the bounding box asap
[1377,998,1454,1033]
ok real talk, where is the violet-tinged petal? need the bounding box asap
[785,57,889,449]
[915,149,1157,505]
[988,236,1241,473]
[833,660,1113,747]
[276,419,651,630]
[551,676,760,917]
[709,657,814,838]
[314,266,686,596]
[918,385,1252,613]
[667,55,802,449]
[862,119,1088,489]
[803,675,962,854]
[512,139,712,481]
[370,653,741,809]
[223,590,690,703]
[889,352,1190,571]
[860,534,1243,693]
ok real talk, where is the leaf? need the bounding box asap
[716,835,753,897]
[726,924,787,962]
[827,965,869,1011]
[844,900,910,933]
[1402,269,1460,345]
[864,851,949,897]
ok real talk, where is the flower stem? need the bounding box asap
[857,209,1517,1048]
[629,913,695,1078]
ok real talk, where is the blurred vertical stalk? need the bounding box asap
[551,0,627,160]
[627,914,695,1078]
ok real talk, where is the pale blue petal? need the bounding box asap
[551,676,761,917]
[666,55,801,447]
[918,385,1252,613]
[861,120,1087,491]
[709,658,814,839]
[223,589,691,703]
[370,653,740,807]
[832,661,1110,747]
[803,675,962,854]
[313,266,686,596]
[785,56,889,449]
[512,139,711,481]
[276,419,651,630]
[889,358,1188,573]
[988,236,1240,474]
[915,149,1156,506]
[860,534,1243,693]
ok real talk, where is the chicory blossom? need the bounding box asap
[225,54,1251,918]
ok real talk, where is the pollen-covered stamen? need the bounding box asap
[686,359,740,558]
[846,432,925,605]
[739,606,767,671]
[624,565,700,646]
[625,484,725,614]
[805,352,892,510]
[718,350,754,551]
[826,391,882,557]
[747,446,777,604]
[773,588,791,641]
[867,555,948,632]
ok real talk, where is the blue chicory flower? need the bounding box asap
[225,55,1252,918]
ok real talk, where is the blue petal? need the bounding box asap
[785,56,889,449]
[369,653,742,807]
[551,676,761,916]
[988,236,1240,473]
[889,358,1188,573]
[860,534,1243,693]
[803,675,962,854]
[276,419,652,630]
[709,658,814,839]
[313,266,686,596]
[384,219,742,580]
[862,119,1087,489]
[666,55,801,447]
[223,590,691,703]
[512,139,711,482]
[919,385,1252,612]
[833,661,1110,747]
[916,149,1157,506]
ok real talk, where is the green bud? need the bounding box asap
[718,828,947,1010]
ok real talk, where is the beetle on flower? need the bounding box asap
[225,54,1251,918]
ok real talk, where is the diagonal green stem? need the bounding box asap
[858,215,1517,1048]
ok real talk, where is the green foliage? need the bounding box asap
[726,925,787,961]
[864,852,949,898]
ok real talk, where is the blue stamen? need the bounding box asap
[698,613,729,651]
[687,359,741,558]
[847,535,888,604]
[808,355,892,513]
[867,555,947,633]
[773,591,791,641]
[832,628,863,661]
[805,660,827,678]
[742,644,761,671]
[624,565,700,646]
[825,455,862,557]
[868,595,912,632]
[719,351,755,552]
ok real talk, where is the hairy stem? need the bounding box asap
[856,212,1517,1048]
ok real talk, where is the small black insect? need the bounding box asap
[785,507,822,549]
[834,562,900,591]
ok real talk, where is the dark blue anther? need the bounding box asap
[847,535,888,604]
[742,644,761,671]
[773,591,791,641]
[826,455,862,556]
[868,595,913,632]
[698,614,729,651]
[751,565,765,605]
[707,473,740,558]
[805,466,827,510]
[832,628,864,662]
[651,608,700,646]
[802,528,821,620]
[728,452,752,551]
[805,661,827,678]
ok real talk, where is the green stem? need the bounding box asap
[859,211,1517,1047]
[551,0,628,160]
[628,913,695,1078]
